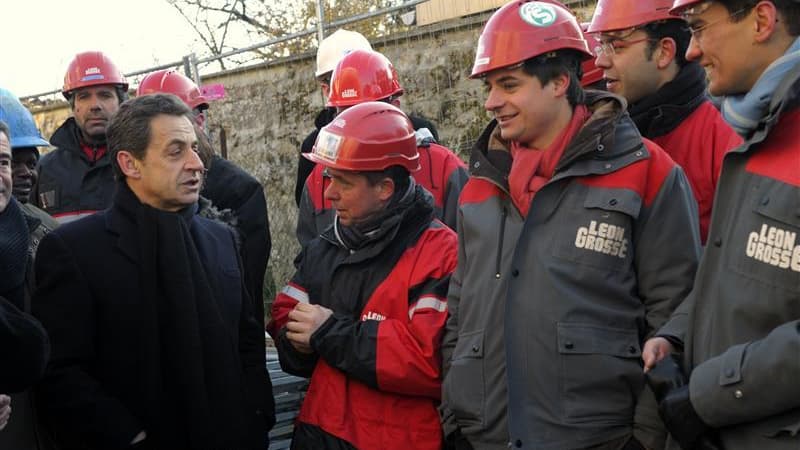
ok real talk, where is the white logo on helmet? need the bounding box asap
[341,88,358,98]
[519,2,558,27]
[85,67,101,75]
[314,129,343,162]
[474,41,490,66]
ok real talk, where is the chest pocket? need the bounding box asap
[552,188,640,272]
[36,182,60,212]
[728,181,800,292]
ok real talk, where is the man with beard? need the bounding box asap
[33,51,128,224]
[588,0,742,243]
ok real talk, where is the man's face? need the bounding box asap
[318,72,332,100]
[323,168,389,226]
[594,28,662,104]
[72,85,120,142]
[483,65,564,148]
[11,147,38,204]
[192,108,206,129]
[683,1,755,96]
[132,114,204,212]
[0,133,12,213]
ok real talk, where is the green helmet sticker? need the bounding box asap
[519,2,557,27]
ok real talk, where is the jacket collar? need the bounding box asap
[628,62,708,138]
[736,60,800,152]
[105,181,199,262]
[50,117,111,166]
[470,91,648,189]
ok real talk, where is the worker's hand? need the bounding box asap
[285,303,333,347]
[0,394,11,431]
[642,336,675,372]
[130,430,147,446]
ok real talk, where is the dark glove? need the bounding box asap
[646,355,709,450]
[645,353,687,403]
[443,428,474,450]
[658,385,709,450]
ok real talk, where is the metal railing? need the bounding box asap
[19,0,429,103]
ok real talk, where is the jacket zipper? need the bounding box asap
[495,206,507,279]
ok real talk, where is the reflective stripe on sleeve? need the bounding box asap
[408,296,447,319]
[281,284,310,304]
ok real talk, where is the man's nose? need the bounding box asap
[186,149,205,173]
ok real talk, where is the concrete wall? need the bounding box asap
[27,14,491,297]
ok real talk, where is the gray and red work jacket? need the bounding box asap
[658,61,800,450]
[441,91,702,449]
[269,186,457,450]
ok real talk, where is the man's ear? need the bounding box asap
[655,37,678,69]
[378,177,395,202]
[116,151,141,179]
[550,72,571,98]
[752,1,779,43]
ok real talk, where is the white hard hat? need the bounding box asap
[315,29,373,78]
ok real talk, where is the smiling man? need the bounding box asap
[439,1,701,449]
[588,0,741,243]
[33,94,274,449]
[32,51,128,224]
[268,102,457,450]
[643,1,800,449]
[0,87,59,257]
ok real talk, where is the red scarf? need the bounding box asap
[508,105,589,217]
[80,142,107,163]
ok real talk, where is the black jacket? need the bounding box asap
[202,155,271,324]
[34,118,115,222]
[33,190,275,449]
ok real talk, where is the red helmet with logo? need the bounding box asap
[326,49,404,108]
[137,69,209,110]
[305,101,419,172]
[580,24,604,88]
[588,0,677,33]
[62,51,128,99]
[471,0,592,79]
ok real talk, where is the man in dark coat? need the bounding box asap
[33,94,275,449]
[0,120,50,431]
[137,68,272,325]
[32,51,129,224]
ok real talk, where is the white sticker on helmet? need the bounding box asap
[519,2,557,27]
[314,129,343,162]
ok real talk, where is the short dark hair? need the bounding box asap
[67,85,129,110]
[363,165,411,200]
[721,0,800,35]
[0,120,9,141]
[521,50,586,107]
[107,94,192,179]
[642,19,691,68]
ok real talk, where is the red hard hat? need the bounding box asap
[326,49,404,108]
[306,101,420,172]
[137,69,209,110]
[587,0,677,33]
[471,0,592,79]
[62,51,128,99]
[580,24,604,87]
[669,0,706,16]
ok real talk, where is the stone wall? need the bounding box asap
[28,14,492,299]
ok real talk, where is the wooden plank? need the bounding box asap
[416,0,507,26]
